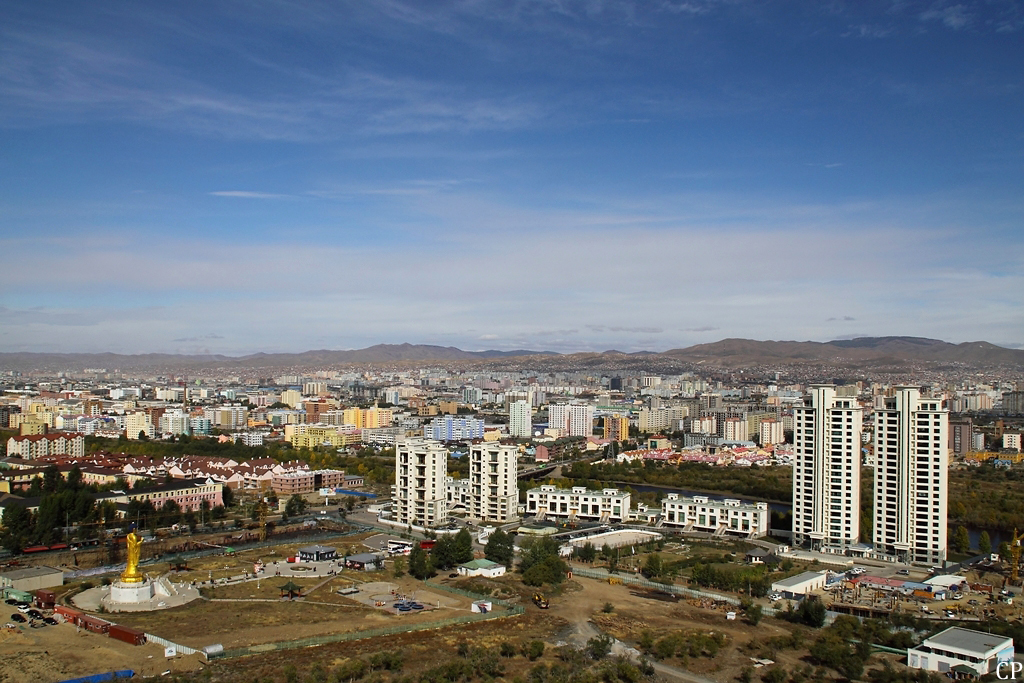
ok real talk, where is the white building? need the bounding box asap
[159,409,191,435]
[770,570,828,599]
[509,400,532,438]
[446,476,472,512]
[638,406,689,433]
[722,417,748,442]
[690,415,717,435]
[525,485,630,523]
[873,387,948,565]
[5,433,85,459]
[907,627,1013,677]
[660,493,768,537]
[392,437,448,528]
[1003,432,1022,452]
[548,403,595,438]
[468,442,519,523]
[791,385,863,552]
[759,418,785,446]
[124,412,155,440]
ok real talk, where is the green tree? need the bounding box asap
[574,541,597,563]
[745,604,763,626]
[979,530,992,555]
[409,545,435,580]
[951,526,970,554]
[0,503,32,554]
[221,485,234,508]
[642,553,663,579]
[437,535,461,569]
[454,527,474,564]
[285,494,307,518]
[485,528,515,568]
[392,556,406,578]
[586,635,613,661]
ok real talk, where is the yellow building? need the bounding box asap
[439,401,459,415]
[603,415,630,441]
[281,390,302,408]
[19,417,48,436]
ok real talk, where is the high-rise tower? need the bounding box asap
[792,385,863,551]
[873,387,947,565]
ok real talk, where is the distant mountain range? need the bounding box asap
[0,337,1021,373]
[660,336,1024,367]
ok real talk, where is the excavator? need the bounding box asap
[533,593,550,609]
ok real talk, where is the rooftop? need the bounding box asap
[772,571,827,588]
[924,627,1013,655]
[0,565,64,581]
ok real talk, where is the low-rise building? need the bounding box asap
[770,570,828,599]
[907,627,1013,677]
[0,566,64,592]
[525,485,630,523]
[660,494,768,537]
[457,559,506,578]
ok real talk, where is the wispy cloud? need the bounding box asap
[827,316,857,321]
[920,3,972,29]
[209,191,291,199]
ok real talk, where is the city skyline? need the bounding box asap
[2,1,1022,355]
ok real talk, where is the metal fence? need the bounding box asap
[145,632,202,657]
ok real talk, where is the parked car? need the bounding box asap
[26,609,42,619]
[896,569,910,576]
[10,614,26,623]
[4,599,17,606]
[43,617,58,625]
[16,605,30,613]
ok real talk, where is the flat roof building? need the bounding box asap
[907,626,1013,677]
[0,565,64,592]
[770,570,828,599]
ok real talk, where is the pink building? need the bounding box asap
[125,478,223,512]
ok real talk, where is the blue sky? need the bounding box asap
[1,0,1022,355]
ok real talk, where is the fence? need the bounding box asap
[214,604,525,659]
[145,632,202,657]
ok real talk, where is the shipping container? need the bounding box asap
[55,605,84,623]
[912,589,934,599]
[108,624,146,646]
[78,614,111,634]
[35,589,56,608]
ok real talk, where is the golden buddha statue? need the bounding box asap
[120,529,145,584]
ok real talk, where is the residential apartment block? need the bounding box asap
[873,387,948,565]
[467,442,519,523]
[792,385,863,552]
[660,493,768,537]
[509,400,532,438]
[392,438,448,528]
[424,415,484,442]
[525,484,630,523]
[603,415,630,441]
[548,403,594,438]
[5,433,85,460]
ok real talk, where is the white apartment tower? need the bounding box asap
[392,437,449,528]
[469,442,519,523]
[509,400,532,438]
[873,387,947,565]
[548,403,570,436]
[549,403,595,438]
[792,385,862,552]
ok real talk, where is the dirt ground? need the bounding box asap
[0,621,205,683]
[109,572,479,650]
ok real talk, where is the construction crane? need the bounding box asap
[1011,528,1024,584]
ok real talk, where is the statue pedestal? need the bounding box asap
[109,580,155,604]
